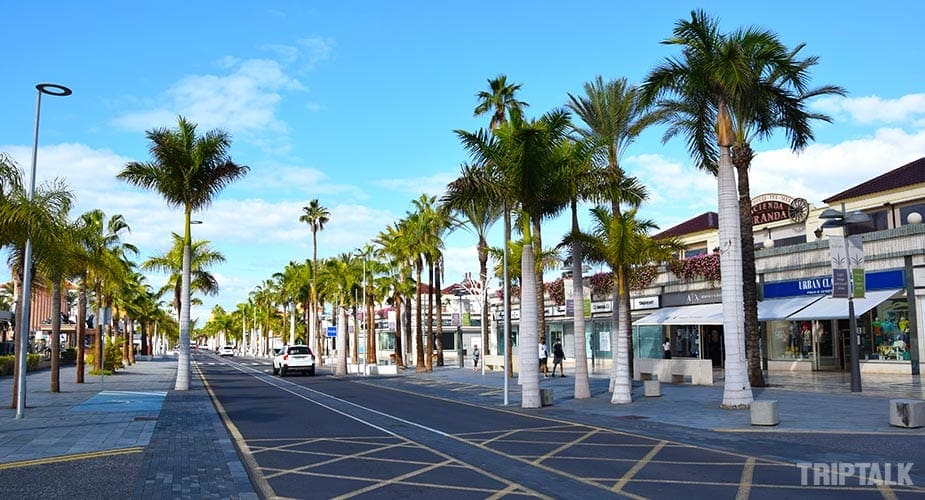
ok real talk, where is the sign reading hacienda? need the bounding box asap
[751,193,809,224]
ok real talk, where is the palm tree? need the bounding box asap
[441,164,503,362]
[318,256,355,376]
[1,161,72,407]
[567,76,658,378]
[555,137,600,399]
[471,75,529,377]
[581,206,681,403]
[474,74,529,131]
[375,221,415,368]
[142,233,225,323]
[299,199,330,365]
[118,116,248,391]
[641,10,763,406]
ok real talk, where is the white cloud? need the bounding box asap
[111,58,307,154]
[813,94,925,125]
[374,171,457,200]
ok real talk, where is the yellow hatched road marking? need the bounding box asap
[735,456,755,500]
[0,446,144,470]
[611,440,666,493]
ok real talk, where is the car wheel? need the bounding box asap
[280,366,287,377]
[272,366,279,375]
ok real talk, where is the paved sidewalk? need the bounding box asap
[406,364,925,434]
[0,356,256,500]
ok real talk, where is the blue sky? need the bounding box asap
[3,1,925,323]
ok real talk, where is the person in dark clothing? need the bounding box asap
[552,340,566,377]
[663,337,672,359]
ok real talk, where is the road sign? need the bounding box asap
[326,326,337,338]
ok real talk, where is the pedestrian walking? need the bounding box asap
[539,338,549,378]
[663,337,672,359]
[552,339,565,377]
[472,346,480,372]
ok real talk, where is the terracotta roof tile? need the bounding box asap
[824,157,925,203]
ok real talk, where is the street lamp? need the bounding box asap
[819,203,871,393]
[16,83,71,419]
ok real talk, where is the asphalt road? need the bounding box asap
[197,356,925,499]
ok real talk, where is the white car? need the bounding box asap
[218,345,235,357]
[273,345,315,376]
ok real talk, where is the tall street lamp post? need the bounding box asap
[16,83,71,419]
[820,203,871,393]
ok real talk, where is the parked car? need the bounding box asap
[272,345,315,376]
[218,345,235,357]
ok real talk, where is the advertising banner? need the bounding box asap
[829,235,849,298]
[847,235,865,299]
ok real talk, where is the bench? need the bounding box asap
[634,358,714,385]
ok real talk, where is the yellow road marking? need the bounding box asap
[0,446,144,470]
[533,428,599,466]
[612,440,666,492]
[735,456,755,500]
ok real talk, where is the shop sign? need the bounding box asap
[763,269,904,299]
[631,296,660,310]
[590,301,612,313]
[662,288,721,307]
[751,193,809,224]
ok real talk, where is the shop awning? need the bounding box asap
[785,289,902,321]
[757,295,824,321]
[634,303,724,326]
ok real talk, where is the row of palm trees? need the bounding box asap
[223,10,842,409]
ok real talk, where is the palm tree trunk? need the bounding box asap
[76,280,87,383]
[393,294,405,368]
[611,268,632,404]
[533,219,546,352]
[734,147,767,388]
[570,201,591,399]
[50,279,62,393]
[717,139,753,407]
[336,304,347,376]
[435,260,444,367]
[175,222,192,391]
[415,265,425,372]
[425,262,434,371]
[520,242,541,408]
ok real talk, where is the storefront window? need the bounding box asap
[632,325,663,359]
[768,320,810,359]
[869,300,911,360]
[667,325,700,358]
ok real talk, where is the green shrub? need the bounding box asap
[61,347,77,363]
[0,354,43,375]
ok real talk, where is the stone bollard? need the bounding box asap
[540,388,553,406]
[890,399,925,428]
[644,380,661,397]
[750,400,779,426]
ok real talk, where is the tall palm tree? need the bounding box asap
[474,74,529,131]
[471,76,529,377]
[441,163,503,361]
[642,10,765,407]
[318,256,354,376]
[0,156,72,407]
[567,76,658,378]
[555,138,600,399]
[299,199,330,363]
[375,221,415,368]
[118,116,248,391]
[581,206,682,403]
[464,109,572,408]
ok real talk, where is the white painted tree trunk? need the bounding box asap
[571,238,591,399]
[289,303,296,345]
[520,244,541,408]
[611,273,632,404]
[718,145,753,408]
[336,305,348,376]
[175,235,192,391]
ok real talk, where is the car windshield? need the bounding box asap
[288,346,311,355]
